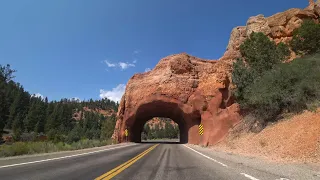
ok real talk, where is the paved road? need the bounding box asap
[0,143,318,180]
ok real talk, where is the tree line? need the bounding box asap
[0,66,119,143]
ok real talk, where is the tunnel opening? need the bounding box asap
[124,99,200,144]
[141,117,180,143]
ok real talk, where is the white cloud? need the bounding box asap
[145,68,152,72]
[100,84,126,102]
[133,59,137,64]
[118,62,135,70]
[104,60,116,67]
[32,93,44,99]
[69,97,81,102]
[133,50,140,54]
[104,60,135,70]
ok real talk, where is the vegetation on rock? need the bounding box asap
[232,32,290,103]
[291,20,320,55]
[232,20,320,129]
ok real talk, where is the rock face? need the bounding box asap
[146,117,177,129]
[113,1,320,145]
[220,0,320,63]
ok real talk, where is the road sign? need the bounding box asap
[125,129,128,137]
[199,124,204,135]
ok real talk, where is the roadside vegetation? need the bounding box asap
[141,118,179,140]
[232,20,320,131]
[0,65,119,157]
[0,139,112,157]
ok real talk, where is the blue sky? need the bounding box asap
[0,0,308,102]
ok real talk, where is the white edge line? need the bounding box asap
[183,145,228,167]
[240,173,260,180]
[0,144,135,169]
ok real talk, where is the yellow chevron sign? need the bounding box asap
[199,124,204,135]
[125,129,128,137]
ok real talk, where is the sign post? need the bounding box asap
[199,124,204,136]
[125,129,128,142]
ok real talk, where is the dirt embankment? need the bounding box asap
[212,108,320,163]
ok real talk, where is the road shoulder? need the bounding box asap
[0,143,135,168]
[185,144,320,180]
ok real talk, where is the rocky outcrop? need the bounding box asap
[146,117,177,129]
[220,0,320,63]
[113,1,320,146]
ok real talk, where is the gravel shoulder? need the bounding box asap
[188,144,320,180]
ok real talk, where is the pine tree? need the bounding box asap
[7,90,22,129]
[34,100,46,133]
[100,114,116,140]
[45,103,61,132]
[24,100,38,132]
[12,113,23,140]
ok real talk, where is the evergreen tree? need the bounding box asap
[291,20,320,55]
[12,113,23,140]
[34,100,46,133]
[24,100,38,132]
[0,65,17,136]
[45,103,61,132]
[100,114,115,140]
[7,90,23,128]
[24,98,46,132]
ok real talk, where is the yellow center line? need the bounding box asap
[95,144,159,180]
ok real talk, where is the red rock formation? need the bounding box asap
[72,107,115,121]
[113,1,320,146]
[220,0,319,63]
[146,117,177,129]
[113,53,240,145]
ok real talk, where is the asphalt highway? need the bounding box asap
[0,142,316,180]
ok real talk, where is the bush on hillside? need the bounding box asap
[232,32,290,103]
[232,29,320,128]
[291,20,320,55]
[243,54,320,121]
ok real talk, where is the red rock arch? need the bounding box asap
[112,53,241,146]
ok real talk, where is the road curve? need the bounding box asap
[0,143,317,180]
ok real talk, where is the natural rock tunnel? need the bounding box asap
[126,97,201,143]
[112,53,241,146]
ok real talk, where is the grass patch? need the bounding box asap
[0,139,113,157]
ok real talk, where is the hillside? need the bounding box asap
[213,108,320,163]
[203,0,320,163]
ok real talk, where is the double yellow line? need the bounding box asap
[95,144,159,180]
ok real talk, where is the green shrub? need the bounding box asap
[239,32,290,74]
[291,20,320,55]
[243,54,320,120]
[232,32,290,103]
